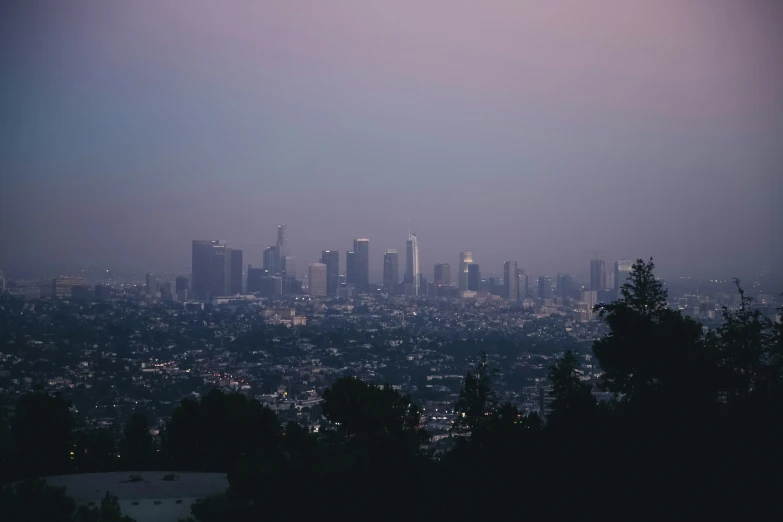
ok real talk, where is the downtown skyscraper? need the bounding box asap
[590,258,606,291]
[353,238,369,292]
[229,249,243,294]
[308,263,327,297]
[345,250,357,287]
[405,231,420,296]
[434,263,451,286]
[504,261,518,302]
[321,250,339,296]
[538,276,553,299]
[383,249,399,293]
[276,224,288,257]
[467,263,480,291]
[614,259,633,298]
[263,246,279,274]
[192,240,231,300]
[459,252,473,292]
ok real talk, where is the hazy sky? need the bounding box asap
[2,0,781,280]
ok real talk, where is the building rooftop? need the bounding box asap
[43,471,228,502]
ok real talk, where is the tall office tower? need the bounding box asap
[353,238,369,291]
[434,263,451,285]
[556,274,575,298]
[192,240,230,300]
[467,263,480,291]
[517,268,529,300]
[459,252,473,291]
[383,249,399,293]
[263,246,280,274]
[175,276,189,300]
[405,233,420,296]
[345,250,357,286]
[280,255,296,279]
[284,276,302,295]
[590,258,606,291]
[228,249,243,294]
[419,274,428,296]
[614,260,633,298]
[308,263,327,297]
[538,276,553,299]
[209,244,230,298]
[0,270,5,293]
[145,273,158,295]
[260,275,283,298]
[321,250,340,296]
[246,267,264,293]
[503,261,518,301]
[160,281,173,300]
[276,224,288,257]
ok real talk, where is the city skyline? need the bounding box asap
[188,223,644,297]
[0,219,773,284]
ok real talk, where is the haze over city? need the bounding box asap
[3,4,783,521]
[2,1,782,280]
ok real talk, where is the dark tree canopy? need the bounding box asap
[74,492,135,522]
[593,258,715,409]
[452,352,497,437]
[322,376,423,439]
[120,413,154,470]
[163,389,280,473]
[0,479,76,522]
[11,392,74,477]
[546,351,597,428]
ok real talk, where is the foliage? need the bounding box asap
[0,480,135,522]
[452,352,497,437]
[162,389,280,474]
[712,280,780,405]
[74,492,135,522]
[73,429,117,474]
[11,392,74,477]
[322,376,424,439]
[546,351,597,428]
[120,413,155,470]
[593,258,715,409]
[0,479,76,522]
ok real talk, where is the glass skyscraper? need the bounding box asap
[405,233,420,296]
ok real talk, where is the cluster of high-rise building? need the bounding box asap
[181,225,633,308]
[189,240,242,301]
[589,258,633,301]
[247,224,299,298]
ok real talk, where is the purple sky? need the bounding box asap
[1,0,782,280]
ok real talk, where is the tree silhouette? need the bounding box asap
[12,392,74,477]
[322,376,423,439]
[546,351,597,429]
[73,429,117,473]
[452,352,497,438]
[163,390,280,473]
[0,409,12,484]
[0,479,75,522]
[713,279,778,405]
[593,258,713,410]
[613,257,668,317]
[120,413,155,470]
[74,492,135,522]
